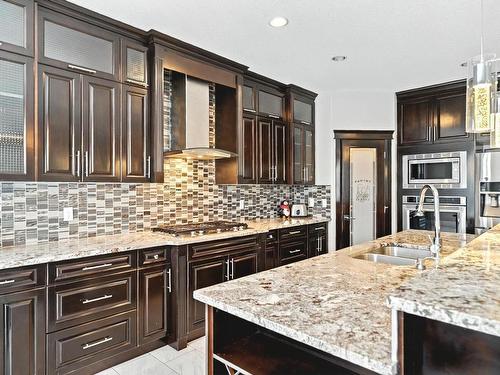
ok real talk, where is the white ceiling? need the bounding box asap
[71,0,500,93]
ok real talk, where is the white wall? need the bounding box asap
[315,90,398,250]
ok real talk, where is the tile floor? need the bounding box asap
[96,337,206,375]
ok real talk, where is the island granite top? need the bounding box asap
[0,216,329,270]
[388,224,500,338]
[194,230,473,375]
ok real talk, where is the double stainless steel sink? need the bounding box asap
[352,245,432,266]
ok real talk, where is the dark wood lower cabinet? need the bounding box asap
[0,288,46,375]
[139,264,170,345]
[231,252,257,280]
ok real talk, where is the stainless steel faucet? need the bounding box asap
[414,184,442,269]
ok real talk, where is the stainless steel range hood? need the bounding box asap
[164,75,237,160]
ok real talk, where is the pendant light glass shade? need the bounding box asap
[465,54,497,133]
[491,90,500,148]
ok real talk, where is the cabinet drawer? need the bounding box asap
[48,272,136,332]
[189,236,259,260]
[49,252,136,284]
[265,230,278,244]
[139,247,168,267]
[0,264,46,294]
[279,226,307,241]
[308,222,327,234]
[279,240,307,265]
[47,311,136,375]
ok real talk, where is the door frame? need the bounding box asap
[334,130,393,250]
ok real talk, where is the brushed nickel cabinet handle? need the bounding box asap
[0,279,15,285]
[82,263,113,271]
[225,259,230,281]
[68,64,97,74]
[314,227,324,231]
[243,108,256,113]
[300,120,311,125]
[85,151,89,177]
[230,258,235,279]
[268,114,280,119]
[289,249,301,254]
[125,78,148,88]
[153,254,159,260]
[76,150,80,177]
[167,268,172,293]
[147,156,151,179]
[288,230,301,235]
[82,336,112,350]
[82,294,113,304]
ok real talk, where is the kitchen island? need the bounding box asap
[193,228,499,374]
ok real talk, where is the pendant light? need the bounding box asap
[465,0,498,133]
[491,90,500,147]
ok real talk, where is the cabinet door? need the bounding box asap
[293,98,313,125]
[38,65,81,181]
[38,8,120,81]
[139,265,169,345]
[257,118,273,184]
[82,75,121,181]
[304,126,314,184]
[264,242,278,270]
[242,83,257,114]
[292,124,305,184]
[0,288,45,375]
[273,120,287,184]
[0,0,34,56]
[258,89,283,118]
[188,258,226,334]
[398,99,432,145]
[239,115,257,183]
[230,252,257,280]
[122,85,149,182]
[122,39,148,87]
[434,92,468,142]
[0,51,34,180]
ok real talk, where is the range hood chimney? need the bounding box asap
[164,74,237,160]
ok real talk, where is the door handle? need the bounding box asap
[76,150,80,177]
[167,268,172,293]
[343,215,356,221]
[84,151,89,177]
[225,260,230,281]
[147,156,151,179]
[230,258,235,280]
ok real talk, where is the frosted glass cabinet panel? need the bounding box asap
[39,9,120,80]
[125,47,147,85]
[0,52,34,179]
[0,0,34,55]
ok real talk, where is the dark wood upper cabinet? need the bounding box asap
[239,115,257,183]
[82,75,121,182]
[38,7,120,81]
[38,65,81,181]
[0,288,46,375]
[0,0,34,56]
[257,118,273,184]
[291,123,314,185]
[434,91,468,142]
[242,83,257,113]
[258,89,284,118]
[122,85,149,182]
[122,39,148,87]
[293,98,313,125]
[397,80,468,146]
[0,51,34,181]
[398,99,432,145]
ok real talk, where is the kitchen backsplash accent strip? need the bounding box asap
[0,182,330,247]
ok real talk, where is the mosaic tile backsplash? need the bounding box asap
[0,69,330,247]
[0,181,330,247]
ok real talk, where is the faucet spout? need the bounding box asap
[415,184,442,257]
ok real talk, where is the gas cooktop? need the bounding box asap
[152,221,249,237]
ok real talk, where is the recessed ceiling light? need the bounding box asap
[269,16,288,28]
[332,56,347,62]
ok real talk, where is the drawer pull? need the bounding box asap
[82,336,113,350]
[288,230,302,235]
[82,294,113,304]
[0,279,15,285]
[314,227,325,231]
[126,78,148,88]
[243,108,256,113]
[153,254,159,260]
[68,64,97,74]
[268,235,273,239]
[268,113,280,119]
[289,249,302,254]
[82,263,113,271]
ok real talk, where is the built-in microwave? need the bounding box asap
[402,151,467,189]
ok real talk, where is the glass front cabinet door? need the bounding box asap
[0,0,34,56]
[0,51,34,179]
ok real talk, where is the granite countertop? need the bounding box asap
[193,230,472,375]
[388,224,500,338]
[0,216,329,270]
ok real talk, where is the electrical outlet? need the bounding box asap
[322,199,328,208]
[308,198,315,207]
[63,207,74,222]
[239,200,245,209]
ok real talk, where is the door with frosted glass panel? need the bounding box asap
[335,133,393,250]
[0,51,34,180]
